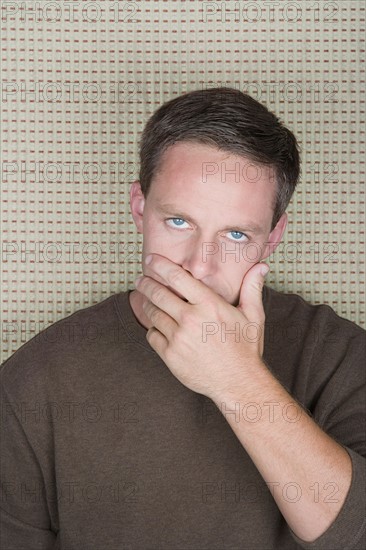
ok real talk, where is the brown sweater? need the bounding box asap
[1,286,365,549]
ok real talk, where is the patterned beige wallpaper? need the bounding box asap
[1,0,365,362]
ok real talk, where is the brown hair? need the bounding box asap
[139,87,301,230]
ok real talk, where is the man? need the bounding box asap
[1,87,365,549]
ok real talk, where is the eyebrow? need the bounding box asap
[155,203,266,235]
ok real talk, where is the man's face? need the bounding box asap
[130,142,287,305]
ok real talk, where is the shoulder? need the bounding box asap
[262,285,365,385]
[262,286,365,423]
[263,285,365,340]
[0,292,125,391]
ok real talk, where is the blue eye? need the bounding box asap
[228,231,247,242]
[166,218,188,228]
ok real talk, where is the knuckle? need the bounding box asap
[146,328,155,344]
[164,345,175,364]
[180,308,195,327]
[150,285,166,304]
[179,308,189,325]
[168,268,185,287]
[150,307,163,325]
[205,299,222,321]
[171,327,185,348]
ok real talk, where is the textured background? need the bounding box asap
[1,0,365,363]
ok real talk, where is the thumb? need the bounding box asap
[237,262,269,320]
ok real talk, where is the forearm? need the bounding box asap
[211,359,353,543]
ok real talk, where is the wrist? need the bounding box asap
[209,357,270,407]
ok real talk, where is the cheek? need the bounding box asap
[142,218,188,256]
[215,257,252,300]
[141,225,183,273]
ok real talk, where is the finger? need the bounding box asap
[238,262,269,322]
[142,299,178,340]
[145,253,212,305]
[146,326,167,357]
[136,276,187,323]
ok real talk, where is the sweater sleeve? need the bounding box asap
[290,330,366,550]
[0,380,58,550]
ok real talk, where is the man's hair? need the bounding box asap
[139,87,301,230]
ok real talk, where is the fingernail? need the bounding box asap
[260,264,269,277]
[145,254,152,265]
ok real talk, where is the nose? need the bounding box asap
[181,239,218,281]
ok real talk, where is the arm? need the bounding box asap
[0,379,58,549]
[135,253,366,548]
[210,358,352,542]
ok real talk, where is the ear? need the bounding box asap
[261,212,288,260]
[130,181,145,233]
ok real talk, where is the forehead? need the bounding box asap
[145,143,277,235]
[155,141,276,182]
[151,141,276,206]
